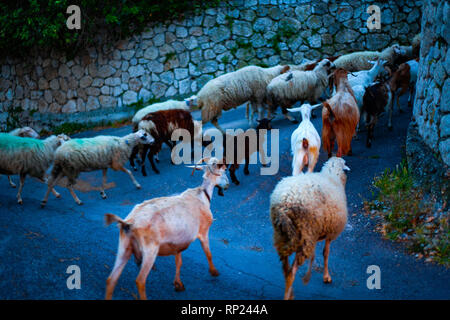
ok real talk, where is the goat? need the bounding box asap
[104,157,229,300]
[322,68,360,158]
[287,104,321,174]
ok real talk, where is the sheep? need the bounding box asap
[286,103,321,175]
[266,59,336,122]
[198,64,290,132]
[333,44,406,72]
[0,133,69,204]
[3,126,41,188]
[40,130,154,207]
[322,68,360,158]
[133,109,197,176]
[289,55,342,72]
[203,118,272,187]
[104,157,229,300]
[270,157,350,300]
[361,79,392,147]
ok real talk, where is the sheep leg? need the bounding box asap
[117,164,142,189]
[211,118,225,134]
[68,185,83,205]
[16,173,26,205]
[173,252,185,292]
[37,178,61,198]
[136,243,159,300]
[41,172,63,207]
[323,239,332,284]
[284,253,299,300]
[105,232,132,300]
[302,250,315,285]
[100,169,108,199]
[7,176,16,188]
[198,231,219,277]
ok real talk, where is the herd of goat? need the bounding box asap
[0,35,420,299]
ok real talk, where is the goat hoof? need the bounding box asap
[174,282,185,292]
[136,184,142,190]
[244,170,250,175]
[132,167,137,172]
[55,193,61,199]
[10,184,16,188]
[76,201,83,206]
[366,143,372,148]
[388,126,393,131]
[233,180,240,185]
[17,199,23,205]
[154,170,160,175]
[40,201,46,208]
[210,269,220,277]
[100,193,107,199]
[323,276,332,284]
[399,109,404,113]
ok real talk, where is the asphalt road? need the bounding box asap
[0,97,449,300]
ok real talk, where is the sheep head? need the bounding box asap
[321,157,350,186]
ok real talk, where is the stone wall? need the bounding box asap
[412,0,449,166]
[0,0,423,131]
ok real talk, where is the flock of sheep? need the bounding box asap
[0,33,420,300]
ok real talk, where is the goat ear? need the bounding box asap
[343,165,350,172]
[187,165,204,176]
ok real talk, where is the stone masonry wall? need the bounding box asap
[412,0,449,166]
[0,0,423,131]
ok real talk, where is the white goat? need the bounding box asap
[104,157,229,300]
[41,130,154,207]
[0,133,69,204]
[287,103,321,175]
[270,157,350,300]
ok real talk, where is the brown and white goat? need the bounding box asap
[322,68,360,158]
[131,109,196,175]
[104,157,229,300]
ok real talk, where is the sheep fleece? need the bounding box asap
[270,172,347,263]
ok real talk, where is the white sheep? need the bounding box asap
[198,65,290,131]
[266,59,335,122]
[131,97,196,131]
[287,103,321,175]
[334,44,405,72]
[41,130,154,207]
[270,157,350,300]
[0,133,69,204]
[3,126,41,188]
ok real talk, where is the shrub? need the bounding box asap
[0,0,219,57]
[364,160,449,266]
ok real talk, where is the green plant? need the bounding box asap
[164,51,176,63]
[221,55,230,64]
[5,106,24,131]
[364,160,449,266]
[0,0,220,57]
[269,23,297,55]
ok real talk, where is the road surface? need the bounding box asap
[0,97,448,300]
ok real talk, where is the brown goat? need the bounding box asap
[322,68,360,158]
[132,109,195,175]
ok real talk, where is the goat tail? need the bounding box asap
[323,101,335,122]
[105,214,131,232]
[302,138,309,149]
